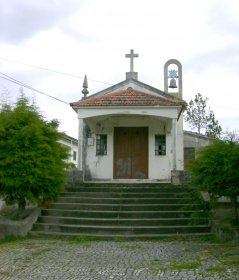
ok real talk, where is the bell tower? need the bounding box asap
[164,59,182,99]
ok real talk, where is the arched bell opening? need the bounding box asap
[164,59,182,99]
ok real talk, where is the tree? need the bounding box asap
[0,86,12,109]
[222,129,239,143]
[205,110,222,138]
[0,94,69,211]
[185,93,222,138]
[189,139,239,222]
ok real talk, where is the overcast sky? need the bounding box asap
[0,0,238,138]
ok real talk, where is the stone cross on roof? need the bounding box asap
[125,49,139,80]
[125,49,139,72]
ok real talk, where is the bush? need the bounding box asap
[0,95,69,211]
[189,139,239,221]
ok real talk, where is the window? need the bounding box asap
[73,151,77,161]
[96,134,107,155]
[155,135,166,155]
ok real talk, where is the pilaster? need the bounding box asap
[78,118,86,178]
[172,118,177,170]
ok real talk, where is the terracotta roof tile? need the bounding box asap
[71,88,185,107]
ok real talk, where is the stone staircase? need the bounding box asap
[31,183,211,239]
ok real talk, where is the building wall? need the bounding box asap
[58,136,78,166]
[184,131,212,148]
[84,115,184,180]
[176,116,184,169]
[148,120,170,180]
[183,131,213,169]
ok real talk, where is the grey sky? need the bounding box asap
[0,0,85,43]
[0,0,238,138]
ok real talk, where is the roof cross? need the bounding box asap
[125,49,138,72]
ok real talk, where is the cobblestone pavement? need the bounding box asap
[0,238,238,280]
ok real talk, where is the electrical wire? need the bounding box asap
[0,72,69,104]
[0,57,113,86]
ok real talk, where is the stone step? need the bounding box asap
[31,183,211,239]
[57,197,188,204]
[49,202,199,211]
[65,186,189,193]
[31,230,213,240]
[60,192,189,198]
[37,216,209,226]
[32,223,211,235]
[41,209,201,219]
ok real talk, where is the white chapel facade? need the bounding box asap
[70,50,186,181]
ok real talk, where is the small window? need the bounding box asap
[73,151,77,161]
[96,134,107,155]
[155,135,166,155]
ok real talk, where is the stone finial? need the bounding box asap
[82,74,89,99]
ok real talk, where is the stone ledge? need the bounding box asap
[171,170,192,185]
[65,169,83,187]
[0,208,41,240]
[211,218,239,241]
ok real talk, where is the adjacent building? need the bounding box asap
[58,134,78,167]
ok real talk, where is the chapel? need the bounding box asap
[70,50,186,181]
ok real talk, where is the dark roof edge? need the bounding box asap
[183,130,214,140]
[61,133,78,143]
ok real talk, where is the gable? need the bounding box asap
[70,78,186,110]
[91,79,168,98]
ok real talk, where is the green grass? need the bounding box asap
[148,259,201,275]
[0,235,29,244]
[170,261,200,270]
[223,257,239,266]
[120,244,142,251]
[205,265,227,273]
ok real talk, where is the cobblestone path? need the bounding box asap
[0,238,238,280]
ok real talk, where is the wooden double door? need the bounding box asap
[114,127,148,179]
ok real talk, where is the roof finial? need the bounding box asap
[125,49,138,80]
[82,74,89,99]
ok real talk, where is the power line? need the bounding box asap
[0,57,113,86]
[0,72,69,104]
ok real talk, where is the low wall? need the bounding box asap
[0,199,5,210]
[65,169,83,187]
[200,194,239,241]
[0,208,41,240]
[171,170,192,185]
[210,203,239,241]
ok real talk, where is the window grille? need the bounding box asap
[155,135,166,155]
[96,134,107,155]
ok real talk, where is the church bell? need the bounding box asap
[169,78,177,89]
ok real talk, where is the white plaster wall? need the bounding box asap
[58,139,78,166]
[84,115,181,180]
[176,116,184,170]
[148,120,172,180]
[86,131,113,180]
[71,146,78,166]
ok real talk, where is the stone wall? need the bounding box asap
[0,208,41,240]
[211,204,239,241]
[65,169,83,187]
[0,199,5,210]
[171,170,192,185]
